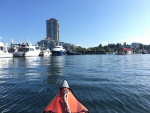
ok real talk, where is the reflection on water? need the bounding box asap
[13,57,41,68]
[0,58,13,68]
[49,56,66,76]
[45,56,66,89]
[1,55,150,113]
[0,58,14,84]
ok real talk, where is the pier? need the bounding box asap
[76,50,107,54]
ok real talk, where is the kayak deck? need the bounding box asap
[42,80,89,113]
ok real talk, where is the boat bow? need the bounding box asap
[43,80,89,113]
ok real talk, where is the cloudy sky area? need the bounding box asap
[0,0,150,47]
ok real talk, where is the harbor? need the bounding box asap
[1,1,150,112]
[1,37,150,59]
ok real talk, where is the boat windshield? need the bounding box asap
[55,46,63,48]
[29,48,35,51]
[18,48,29,52]
[0,47,3,50]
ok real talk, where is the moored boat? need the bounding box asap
[42,80,89,113]
[13,44,41,57]
[51,45,66,56]
[0,38,13,58]
[13,39,41,57]
[39,48,52,56]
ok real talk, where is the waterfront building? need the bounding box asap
[38,18,77,52]
[117,47,133,55]
[37,38,76,51]
[131,43,140,48]
[117,45,133,55]
[46,18,60,42]
[37,38,56,50]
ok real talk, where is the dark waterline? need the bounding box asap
[0,55,150,113]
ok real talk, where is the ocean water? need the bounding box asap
[0,54,150,113]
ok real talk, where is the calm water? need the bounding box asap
[0,55,150,113]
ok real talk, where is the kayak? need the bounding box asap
[42,80,89,113]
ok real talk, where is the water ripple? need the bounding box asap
[1,55,150,113]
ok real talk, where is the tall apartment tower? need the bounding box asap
[46,18,60,42]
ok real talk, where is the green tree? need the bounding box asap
[98,44,102,50]
[103,45,109,52]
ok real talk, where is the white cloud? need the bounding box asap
[121,29,150,45]
[122,37,150,45]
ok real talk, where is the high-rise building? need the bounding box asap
[46,18,60,42]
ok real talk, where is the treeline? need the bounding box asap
[74,43,122,52]
[74,43,149,52]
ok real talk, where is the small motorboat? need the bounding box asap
[42,80,89,113]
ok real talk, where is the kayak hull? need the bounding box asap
[43,80,89,113]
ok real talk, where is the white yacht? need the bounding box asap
[13,40,41,57]
[51,45,66,56]
[39,48,52,56]
[0,38,13,58]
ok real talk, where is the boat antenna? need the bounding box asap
[26,38,28,43]
[26,38,32,46]
[20,38,23,44]
[11,39,14,43]
[28,41,32,46]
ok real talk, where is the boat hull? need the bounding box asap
[13,52,25,57]
[13,51,41,57]
[25,52,40,57]
[39,50,51,56]
[52,51,66,56]
[43,80,89,113]
[0,53,13,58]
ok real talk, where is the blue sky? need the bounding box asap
[0,0,150,47]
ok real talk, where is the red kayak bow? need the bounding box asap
[42,80,89,113]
